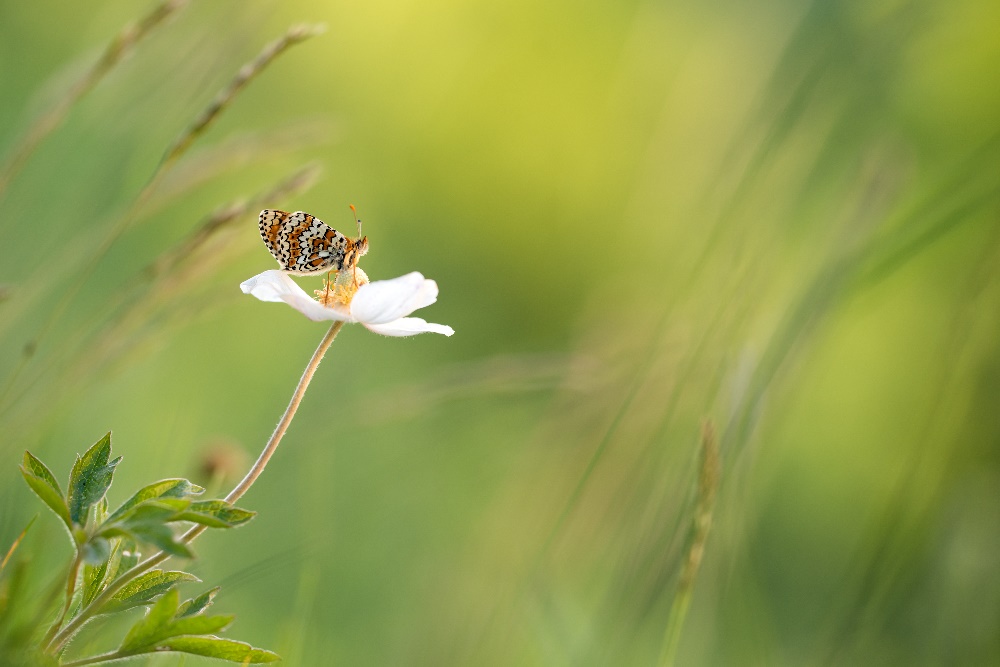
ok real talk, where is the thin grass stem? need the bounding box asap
[160,24,325,167]
[659,421,720,667]
[0,0,190,203]
[0,515,36,573]
[0,25,323,416]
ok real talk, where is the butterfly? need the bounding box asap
[258,209,369,281]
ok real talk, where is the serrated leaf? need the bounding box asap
[119,588,181,651]
[183,500,256,528]
[176,586,220,618]
[152,635,280,663]
[20,452,71,528]
[121,606,234,654]
[67,432,121,526]
[105,479,205,525]
[104,570,198,613]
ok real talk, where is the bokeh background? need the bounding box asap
[2,0,999,664]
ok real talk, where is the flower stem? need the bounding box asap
[46,320,345,655]
[226,319,344,504]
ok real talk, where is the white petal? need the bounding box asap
[350,272,439,324]
[364,317,455,337]
[240,270,352,322]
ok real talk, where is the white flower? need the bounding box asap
[240,270,454,337]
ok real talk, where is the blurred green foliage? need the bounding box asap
[1,0,998,664]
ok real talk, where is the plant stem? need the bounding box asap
[41,551,82,646]
[46,320,345,654]
[225,319,345,505]
[61,650,124,667]
[659,421,720,667]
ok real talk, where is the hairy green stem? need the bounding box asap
[61,650,124,667]
[46,320,345,654]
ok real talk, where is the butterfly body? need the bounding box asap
[258,209,369,276]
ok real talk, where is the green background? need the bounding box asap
[1,0,998,664]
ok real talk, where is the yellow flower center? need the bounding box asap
[314,269,366,308]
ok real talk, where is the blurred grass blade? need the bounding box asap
[0,516,36,574]
[147,121,332,214]
[0,0,190,202]
[659,421,720,667]
[161,23,326,167]
[2,24,326,413]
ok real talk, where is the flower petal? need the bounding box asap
[240,270,352,322]
[364,317,455,337]
[350,272,438,324]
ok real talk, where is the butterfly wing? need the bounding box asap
[259,209,291,263]
[259,209,349,275]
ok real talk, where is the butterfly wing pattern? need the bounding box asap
[258,209,353,276]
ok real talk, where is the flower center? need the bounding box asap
[314,268,367,308]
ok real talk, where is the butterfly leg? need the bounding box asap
[324,270,333,301]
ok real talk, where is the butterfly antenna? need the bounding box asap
[349,204,362,239]
[349,204,362,286]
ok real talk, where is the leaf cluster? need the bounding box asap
[15,432,277,665]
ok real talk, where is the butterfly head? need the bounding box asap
[355,235,369,257]
[348,204,369,260]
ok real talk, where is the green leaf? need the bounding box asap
[67,432,121,526]
[120,589,235,654]
[101,500,195,558]
[95,497,109,523]
[20,452,71,528]
[166,614,234,637]
[81,536,111,566]
[113,523,193,559]
[104,569,199,613]
[117,537,140,574]
[176,586,220,618]
[152,635,280,663]
[119,588,181,651]
[83,539,122,606]
[177,500,256,528]
[105,479,204,525]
